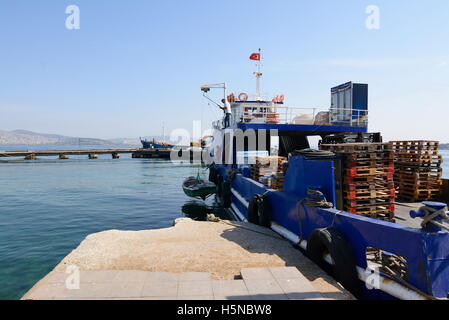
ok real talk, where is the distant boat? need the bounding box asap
[140,138,174,150]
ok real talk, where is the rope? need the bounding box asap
[303,188,334,209]
[297,188,334,243]
[418,205,449,232]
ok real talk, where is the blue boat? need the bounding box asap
[140,138,174,150]
[200,57,449,300]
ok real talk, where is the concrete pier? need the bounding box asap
[22,218,353,300]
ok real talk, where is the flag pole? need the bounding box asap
[255,48,262,101]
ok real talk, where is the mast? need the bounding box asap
[254,48,262,101]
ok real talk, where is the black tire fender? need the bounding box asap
[221,181,232,208]
[248,194,272,227]
[307,228,361,296]
[247,196,259,224]
[209,166,218,184]
[257,194,272,228]
[216,176,224,199]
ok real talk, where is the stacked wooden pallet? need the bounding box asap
[391,141,443,202]
[320,143,395,221]
[250,156,287,190]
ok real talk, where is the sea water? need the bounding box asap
[0,145,224,300]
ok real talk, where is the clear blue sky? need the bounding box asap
[0,0,448,141]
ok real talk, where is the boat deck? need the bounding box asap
[394,201,449,229]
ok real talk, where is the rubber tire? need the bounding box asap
[221,181,232,208]
[216,176,224,199]
[209,165,217,184]
[257,194,272,228]
[247,196,259,224]
[307,228,361,297]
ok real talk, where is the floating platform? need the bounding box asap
[22,218,353,300]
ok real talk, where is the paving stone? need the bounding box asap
[178,295,214,300]
[103,281,144,298]
[240,268,274,280]
[212,280,249,297]
[244,278,284,296]
[268,267,303,280]
[249,293,289,300]
[141,281,178,297]
[275,278,323,300]
[146,272,179,282]
[43,283,112,300]
[113,270,149,283]
[178,280,213,296]
[214,295,252,300]
[178,272,211,281]
[79,270,118,283]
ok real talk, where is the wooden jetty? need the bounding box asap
[0,147,205,161]
[0,148,171,160]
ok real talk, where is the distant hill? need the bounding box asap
[441,143,449,150]
[0,130,135,146]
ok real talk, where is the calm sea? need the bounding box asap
[0,145,225,300]
[0,145,448,300]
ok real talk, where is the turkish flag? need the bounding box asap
[249,53,261,61]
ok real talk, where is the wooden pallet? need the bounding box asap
[397,192,441,202]
[345,205,395,221]
[345,181,395,191]
[346,159,394,168]
[344,197,395,208]
[391,140,439,150]
[344,152,394,161]
[395,166,442,175]
[395,154,442,162]
[346,167,394,177]
[344,188,395,200]
[344,175,394,185]
[321,143,392,154]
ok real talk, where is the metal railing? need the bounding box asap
[233,105,319,125]
[212,105,369,128]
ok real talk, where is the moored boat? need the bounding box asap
[200,51,449,300]
[182,175,217,200]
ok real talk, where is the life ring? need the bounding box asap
[227,93,236,103]
[307,228,361,296]
[238,92,249,101]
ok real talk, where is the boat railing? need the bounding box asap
[231,105,368,127]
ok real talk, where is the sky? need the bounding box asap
[0,0,448,141]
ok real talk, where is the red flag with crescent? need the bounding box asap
[249,53,261,61]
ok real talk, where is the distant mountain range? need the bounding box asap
[441,143,449,150]
[0,130,139,146]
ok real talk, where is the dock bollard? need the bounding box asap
[410,201,449,233]
[88,154,99,159]
[112,153,120,159]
